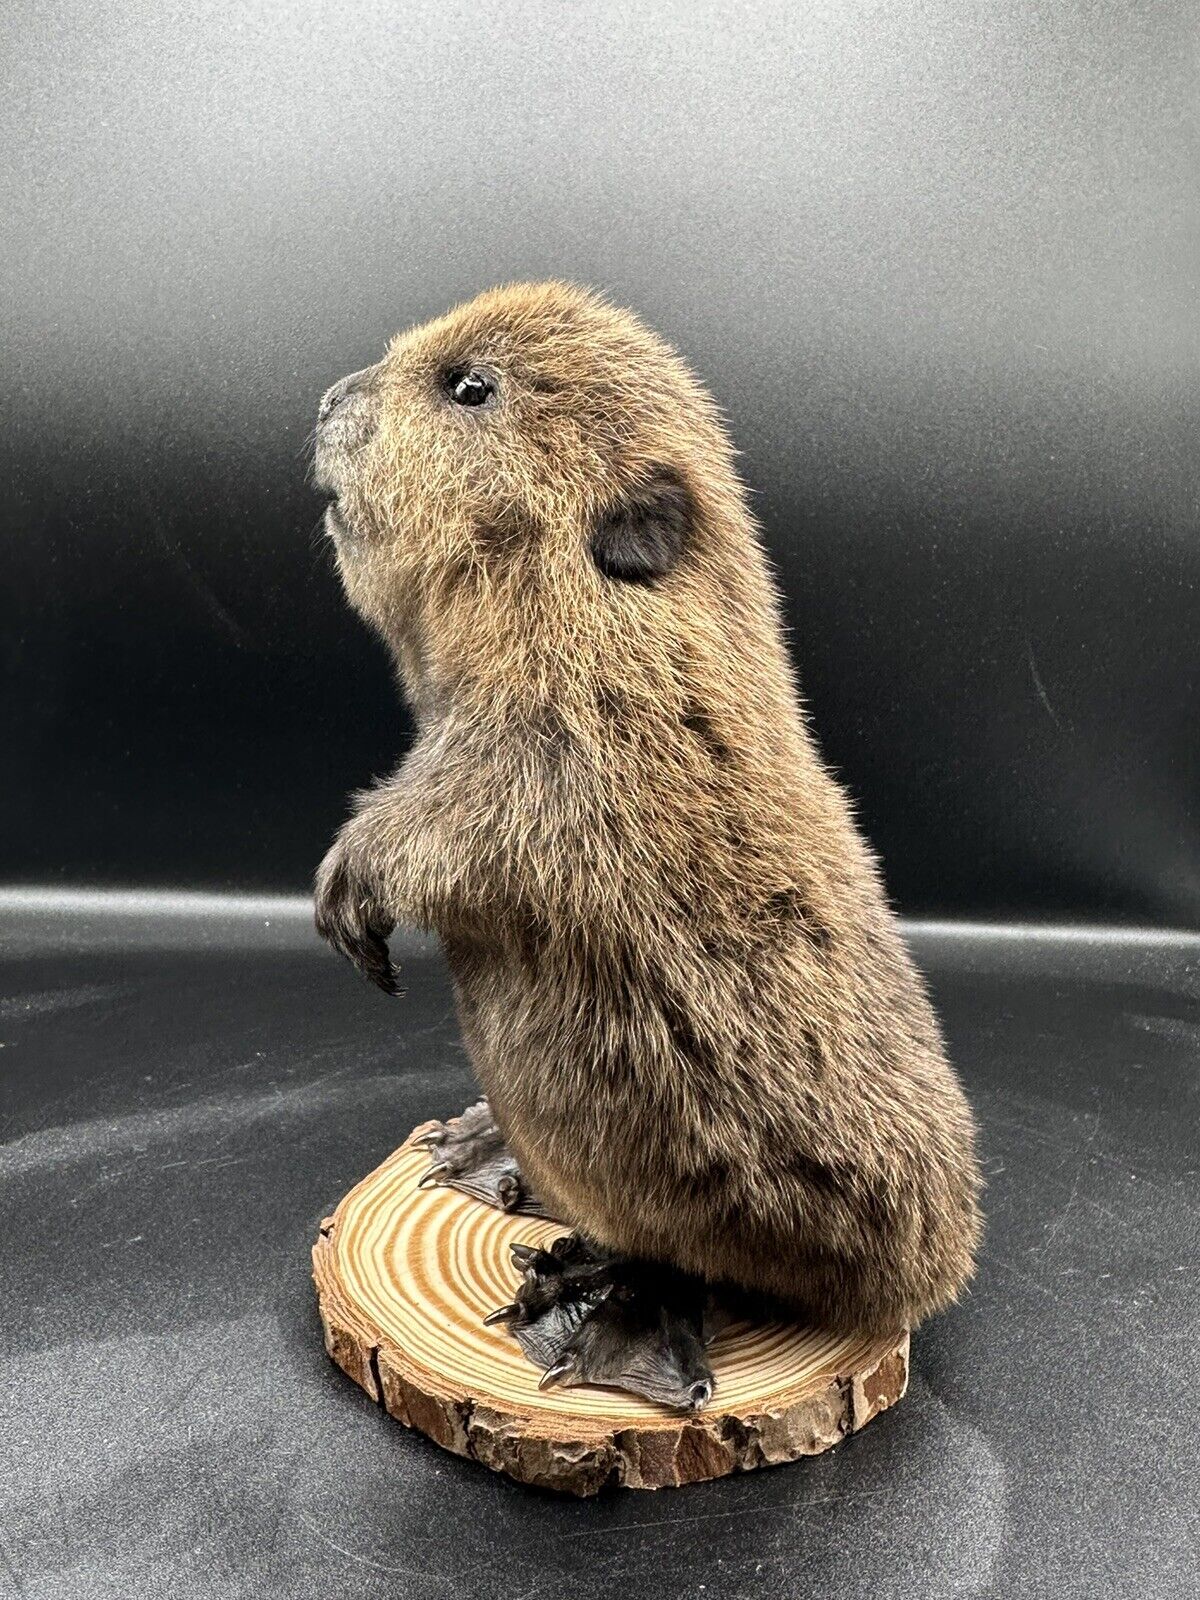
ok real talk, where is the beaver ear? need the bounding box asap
[590,467,691,583]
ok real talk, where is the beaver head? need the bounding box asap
[311,282,774,722]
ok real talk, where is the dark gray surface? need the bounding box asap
[4,1,1199,920]
[1,897,1196,1599]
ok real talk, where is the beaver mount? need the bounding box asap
[311,281,982,1412]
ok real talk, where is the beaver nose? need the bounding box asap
[318,367,373,425]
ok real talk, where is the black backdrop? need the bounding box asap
[5,1,1198,924]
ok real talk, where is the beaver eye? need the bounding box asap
[448,370,496,407]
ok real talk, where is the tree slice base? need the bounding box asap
[312,1124,910,1496]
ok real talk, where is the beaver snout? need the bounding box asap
[314,366,380,516]
[318,365,376,425]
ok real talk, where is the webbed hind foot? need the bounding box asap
[484,1233,715,1412]
[415,1099,548,1216]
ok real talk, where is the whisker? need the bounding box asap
[308,516,335,577]
[297,429,321,475]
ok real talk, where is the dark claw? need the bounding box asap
[483,1303,521,1327]
[413,1130,442,1149]
[510,1243,541,1267]
[319,913,399,997]
[538,1355,578,1391]
[417,1163,448,1189]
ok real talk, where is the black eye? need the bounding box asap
[449,369,496,407]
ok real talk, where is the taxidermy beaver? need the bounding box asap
[312,282,982,1411]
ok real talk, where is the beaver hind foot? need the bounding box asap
[418,1109,714,1409]
[415,1098,550,1215]
[485,1234,716,1413]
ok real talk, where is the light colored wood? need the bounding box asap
[312,1124,910,1495]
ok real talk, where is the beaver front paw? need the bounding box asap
[415,1098,549,1215]
[484,1234,715,1412]
[313,832,399,995]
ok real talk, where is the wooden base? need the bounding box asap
[312,1124,910,1495]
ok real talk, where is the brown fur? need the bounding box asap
[312,281,983,1336]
